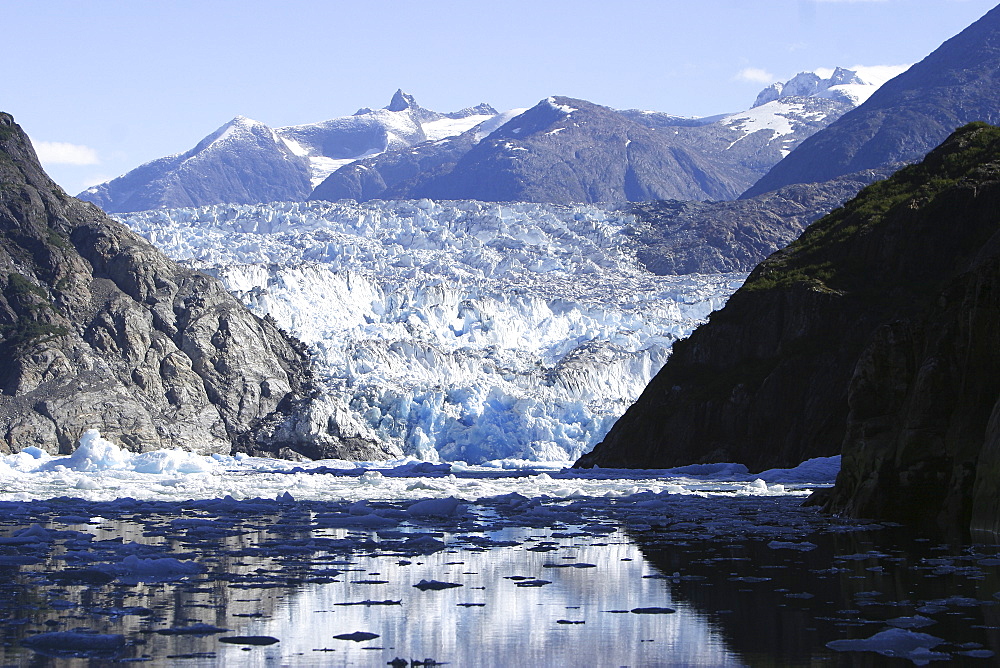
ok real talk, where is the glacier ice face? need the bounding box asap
[117,199,745,463]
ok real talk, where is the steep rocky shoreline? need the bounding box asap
[578,123,1000,534]
[0,112,390,460]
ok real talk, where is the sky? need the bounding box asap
[3,0,997,196]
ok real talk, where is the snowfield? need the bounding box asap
[117,200,746,464]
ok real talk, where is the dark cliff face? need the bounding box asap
[742,5,1000,198]
[578,124,1000,533]
[0,112,384,460]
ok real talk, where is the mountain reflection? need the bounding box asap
[631,524,1000,665]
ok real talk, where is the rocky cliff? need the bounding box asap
[742,4,1000,198]
[578,123,1000,533]
[0,112,389,460]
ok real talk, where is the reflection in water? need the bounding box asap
[0,496,745,667]
[634,526,1000,665]
[0,489,999,665]
[249,531,737,667]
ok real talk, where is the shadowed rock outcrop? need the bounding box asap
[578,123,1000,534]
[0,112,389,459]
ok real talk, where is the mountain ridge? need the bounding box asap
[78,71,881,212]
[742,4,1000,198]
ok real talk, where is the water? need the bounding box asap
[0,446,997,665]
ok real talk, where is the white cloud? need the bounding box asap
[34,141,100,166]
[736,67,776,84]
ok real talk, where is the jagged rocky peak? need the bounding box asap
[0,112,390,460]
[753,67,867,107]
[386,88,417,112]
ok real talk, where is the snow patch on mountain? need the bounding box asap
[722,100,832,156]
[423,114,497,141]
[473,109,529,143]
[118,200,744,463]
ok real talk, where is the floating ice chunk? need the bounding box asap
[407,496,464,517]
[12,523,56,542]
[21,631,126,651]
[758,456,841,484]
[359,471,385,485]
[663,463,750,477]
[887,616,937,629]
[767,540,818,552]
[333,631,379,642]
[317,512,398,528]
[219,636,280,646]
[402,534,446,553]
[62,429,130,472]
[826,628,947,664]
[98,554,203,580]
[130,449,217,474]
[154,624,229,635]
[414,579,463,590]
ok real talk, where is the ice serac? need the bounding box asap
[117,199,744,463]
[743,5,1000,198]
[0,112,388,460]
[80,116,312,213]
[579,123,1000,535]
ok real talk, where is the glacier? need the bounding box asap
[117,199,745,464]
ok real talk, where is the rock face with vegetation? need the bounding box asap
[743,5,1000,198]
[578,123,1000,534]
[0,112,388,460]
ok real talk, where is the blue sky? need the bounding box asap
[3,0,997,195]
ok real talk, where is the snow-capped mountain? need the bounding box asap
[751,66,895,108]
[277,90,496,188]
[79,92,497,212]
[745,5,1000,197]
[116,200,745,463]
[313,96,747,203]
[82,69,892,211]
[315,68,891,204]
[80,116,312,212]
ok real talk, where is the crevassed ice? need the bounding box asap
[117,199,746,464]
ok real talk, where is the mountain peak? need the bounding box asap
[386,89,417,112]
[752,68,867,108]
[742,4,1000,198]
